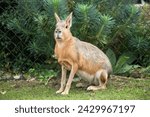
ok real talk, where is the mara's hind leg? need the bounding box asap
[99,70,108,89]
[87,70,108,91]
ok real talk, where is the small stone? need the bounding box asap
[13,75,20,80]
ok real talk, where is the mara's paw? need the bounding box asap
[87,85,107,91]
[61,91,68,95]
[100,85,107,90]
[56,89,63,94]
[87,86,97,91]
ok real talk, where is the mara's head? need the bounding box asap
[54,12,73,41]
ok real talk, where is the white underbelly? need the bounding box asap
[76,70,100,85]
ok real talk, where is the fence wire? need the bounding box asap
[0,0,52,80]
[0,0,150,80]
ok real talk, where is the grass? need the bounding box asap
[0,76,150,100]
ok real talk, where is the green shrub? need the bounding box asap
[0,0,150,77]
[106,49,139,75]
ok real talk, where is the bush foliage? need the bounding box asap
[0,0,150,76]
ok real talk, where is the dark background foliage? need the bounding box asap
[0,0,150,78]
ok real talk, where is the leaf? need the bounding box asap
[118,64,133,74]
[114,55,130,74]
[141,66,150,76]
[115,55,129,68]
[122,52,137,64]
[106,48,116,68]
[0,91,7,95]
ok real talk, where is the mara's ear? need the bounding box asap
[54,13,61,23]
[65,12,73,28]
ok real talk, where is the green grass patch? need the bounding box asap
[0,76,150,100]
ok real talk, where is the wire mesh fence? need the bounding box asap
[0,0,150,80]
[0,0,56,81]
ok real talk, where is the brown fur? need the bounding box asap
[54,12,112,95]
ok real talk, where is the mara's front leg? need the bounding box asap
[61,64,78,95]
[56,65,67,94]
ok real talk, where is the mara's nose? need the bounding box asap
[55,29,62,39]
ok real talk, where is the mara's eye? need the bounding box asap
[66,25,68,28]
